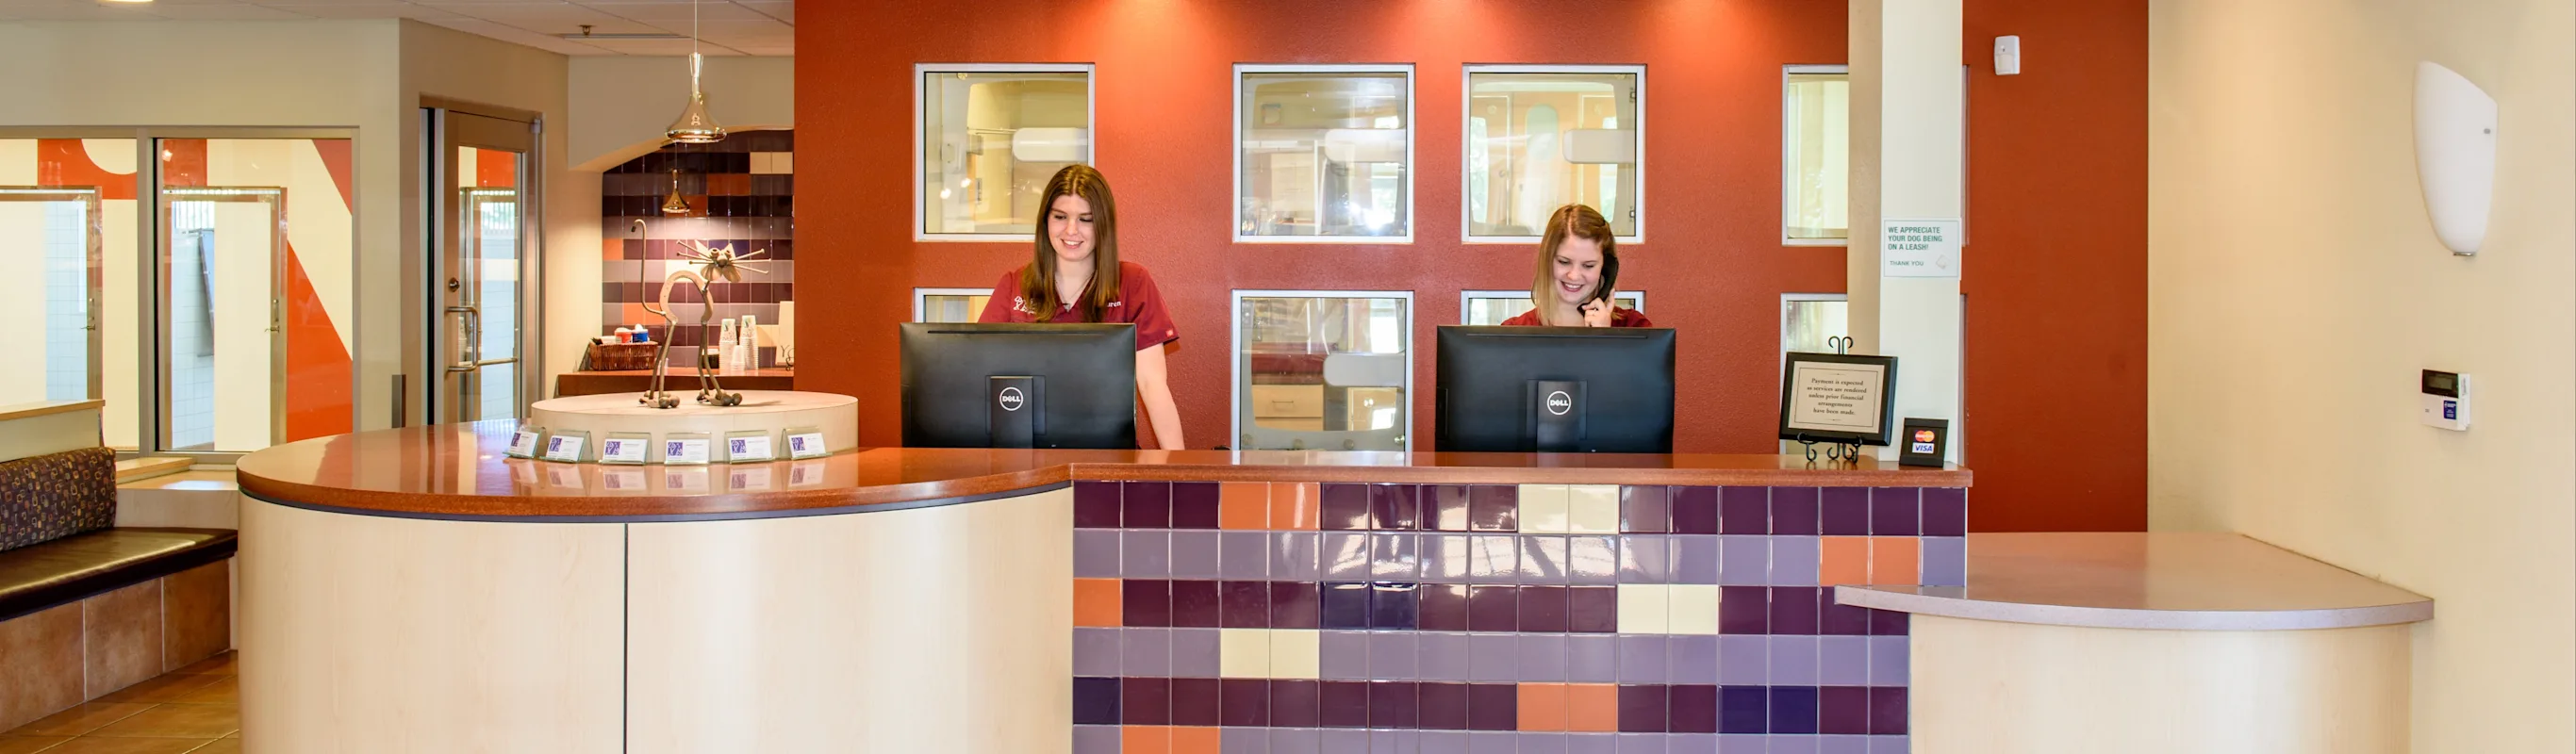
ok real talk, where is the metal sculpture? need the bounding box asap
[639,238,770,409]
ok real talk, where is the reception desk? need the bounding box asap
[234,421,1967,753]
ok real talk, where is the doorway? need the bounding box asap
[426,108,538,424]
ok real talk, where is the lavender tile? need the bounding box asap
[1522,733,1569,754]
[1820,488,1870,536]
[1075,481,1121,528]
[1719,686,1768,734]
[1274,532,1322,582]
[1622,485,1672,533]
[1616,732,1669,753]
[1174,482,1221,529]
[1125,482,1173,529]
[1770,587,1821,635]
[1469,632,1519,682]
[1326,533,1373,580]
[1567,633,1617,682]
[1373,582,1421,631]
[1123,531,1171,578]
[1718,536,1770,586]
[1174,628,1221,677]
[1470,535,1519,582]
[1421,631,1473,681]
[1620,535,1671,584]
[1373,729,1422,754]
[1271,729,1321,754]
[1922,537,1966,587]
[1074,724,1120,754]
[1468,731,1517,752]
[1771,734,1820,754]
[1672,487,1721,534]
[1920,487,1967,536]
[1172,531,1222,579]
[1221,532,1272,580]
[1674,536,1722,584]
[1123,628,1171,676]
[1426,534,1474,582]
[1074,627,1120,676]
[1321,631,1372,680]
[1424,730,1472,754]
[1075,530,1120,578]
[1818,736,1869,754]
[1372,484,1423,531]
[1869,636,1908,685]
[1618,634,1670,682]
[1868,737,1908,754]
[1376,533,1424,581]
[1569,733,1618,754]
[1522,535,1571,582]
[1272,582,1322,629]
[1869,488,1919,536]
[1770,635,1820,685]
[1422,583,1471,631]
[1771,685,1821,733]
[1569,536,1619,585]
[1429,485,1475,532]
[1718,635,1766,684]
[1672,733,1721,754]
[1369,631,1418,680]
[1773,487,1821,535]
[1717,735,1765,754]
[1322,484,1373,530]
[1817,637,1870,685]
[1520,632,1570,681]
[1720,487,1769,534]
[1320,729,1371,751]
[1771,537,1821,587]
[1469,485,1520,532]
[1671,635,1721,684]
[1322,582,1373,630]
[1868,689,1907,735]
[1720,586,1769,634]
[1224,726,1269,754]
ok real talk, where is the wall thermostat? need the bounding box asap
[2419,369,2469,431]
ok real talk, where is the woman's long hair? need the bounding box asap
[1021,164,1121,322]
[1528,204,1620,325]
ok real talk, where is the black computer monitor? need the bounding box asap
[900,322,1138,450]
[1434,326,1676,453]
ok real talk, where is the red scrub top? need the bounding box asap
[1499,306,1655,328]
[975,261,1180,351]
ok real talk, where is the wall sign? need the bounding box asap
[1882,218,1962,278]
[1776,352,1901,446]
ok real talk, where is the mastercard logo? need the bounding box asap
[1912,429,1937,443]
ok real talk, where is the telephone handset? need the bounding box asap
[1589,254,1622,307]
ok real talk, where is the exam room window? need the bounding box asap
[915,287,991,323]
[1234,291,1412,451]
[1463,66,1642,243]
[1782,66,1850,244]
[1237,65,1413,241]
[917,65,1093,241]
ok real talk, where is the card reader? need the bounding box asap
[2419,369,2469,431]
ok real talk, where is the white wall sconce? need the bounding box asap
[2413,61,2497,255]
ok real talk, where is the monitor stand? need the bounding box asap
[989,375,1045,448]
[1528,379,1585,452]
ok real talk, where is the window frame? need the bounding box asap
[1780,64,1851,248]
[1231,63,1417,245]
[1228,288,1417,451]
[1460,64,1648,246]
[1457,289,1646,325]
[911,287,991,322]
[912,62,1098,243]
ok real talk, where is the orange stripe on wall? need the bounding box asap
[475,147,518,188]
[158,139,207,188]
[35,139,136,200]
[283,241,353,441]
[314,139,355,210]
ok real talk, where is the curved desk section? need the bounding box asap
[1837,533,2433,754]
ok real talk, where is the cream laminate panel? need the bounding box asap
[626,487,1074,754]
[238,497,625,754]
[1911,614,2409,754]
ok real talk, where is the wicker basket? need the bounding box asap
[587,342,661,371]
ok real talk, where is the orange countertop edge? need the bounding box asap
[236,422,1970,521]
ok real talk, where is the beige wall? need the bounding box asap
[2148,0,2575,751]
[568,56,794,171]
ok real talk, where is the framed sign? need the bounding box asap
[1776,352,1899,446]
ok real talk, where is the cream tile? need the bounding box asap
[1516,484,1570,533]
[747,152,773,174]
[1267,630,1320,680]
[1566,485,1620,533]
[1668,584,1722,635]
[1616,584,1669,634]
[1219,629,1271,679]
[769,152,792,174]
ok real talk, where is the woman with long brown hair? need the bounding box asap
[975,164,1186,449]
[1500,204,1653,327]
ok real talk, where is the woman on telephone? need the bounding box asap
[1498,204,1654,328]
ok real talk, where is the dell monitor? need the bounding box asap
[900,322,1138,450]
[1434,326,1677,453]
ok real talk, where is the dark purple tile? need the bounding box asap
[1125,482,1173,529]
[1567,587,1618,632]
[1173,677,1222,726]
[1719,586,1768,634]
[1420,681,1470,729]
[1372,484,1423,531]
[1075,677,1120,725]
[1519,585,1570,632]
[1668,684,1718,734]
[1075,482,1122,529]
[1869,688,1907,735]
[1271,680,1320,728]
[1173,482,1221,529]
[1772,488,1821,535]
[1821,600,1873,636]
[1769,587,1821,635]
[1769,686,1819,734]
[1370,680,1419,729]
[1921,487,1967,537]
[1322,484,1373,530]
[1373,582,1421,631]
[1621,485,1671,533]
[1271,582,1322,629]
[1820,488,1870,536]
[1718,686,1767,734]
[1429,484,1473,531]
[1320,680,1372,728]
[1222,678,1270,727]
[1322,582,1373,630]
[1869,488,1919,536]
[1421,583,1471,631]
[1124,580,1171,627]
[1123,677,1172,725]
[1469,485,1519,532]
[1868,608,1909,636]
[1618,684,1669,732]
[1223,581,1271,628]
[1673,487,1720,534]
[1467,585,1518,631]
[1818,686,1870,734]
[1720,487,1770,534]
[1172,580,1221,628]
[1466,683,1519,731]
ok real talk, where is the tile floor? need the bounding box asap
[0,651,238,753]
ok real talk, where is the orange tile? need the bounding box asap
[621,303,652,326]
[1168,726,1220,754]
[1517,682,1567,731]
[1870,537,1921,585]
[1268,482,1321,530]
[1074,579,1124,628]
[1219,482,1268,531]
[1120,726,1169,754]
[1820,537,1870,587]
[1565,683,1619,732]
[602,238,625,261]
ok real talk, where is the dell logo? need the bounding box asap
[1545,390,1573,416]
[998,386,1026,412]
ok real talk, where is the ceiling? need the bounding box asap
[0,0,794,56]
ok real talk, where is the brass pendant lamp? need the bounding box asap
[661,169,692,215]
[664,0,726,144]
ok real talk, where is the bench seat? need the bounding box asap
[0,527,237,623]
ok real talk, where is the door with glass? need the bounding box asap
[430,110,537,424]
[0,188,104,410]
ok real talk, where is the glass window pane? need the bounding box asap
[1461,291,1643,326]
[1238,69,1411,238]
[1782,298,1849,354]
[463,145,522,422]
[920,68,1091,237]
[0,139,138,448]
[915,290,992,323]
[1236,293,1411,451]
[1465,69,1641,239]
[1784,70,1850,241]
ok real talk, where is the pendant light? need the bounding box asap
[662,168,692,215]
[664,0,726,144]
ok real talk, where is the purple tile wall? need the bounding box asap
[599,129,793,366]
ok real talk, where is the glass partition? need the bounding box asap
[1233,291,1412,451]
[0,138,138,448]
[915,287,992,322]
[1236,66,1412,241]
[1783,67,1851,244]
[1461,289,1644,326]
[1463,66,1643,242]
[1781,294,1850,452]
[918,65,1094,240]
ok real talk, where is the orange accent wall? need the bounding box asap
[158,139,206,188]
[282,241,353,441]
[35,139,135,200]
[474,147,518,188]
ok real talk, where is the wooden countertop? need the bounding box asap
[1837,533,2434,631]
[235,420,1970,522]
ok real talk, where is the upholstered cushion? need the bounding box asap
[0,447,115,553]
[0,528,235,623]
